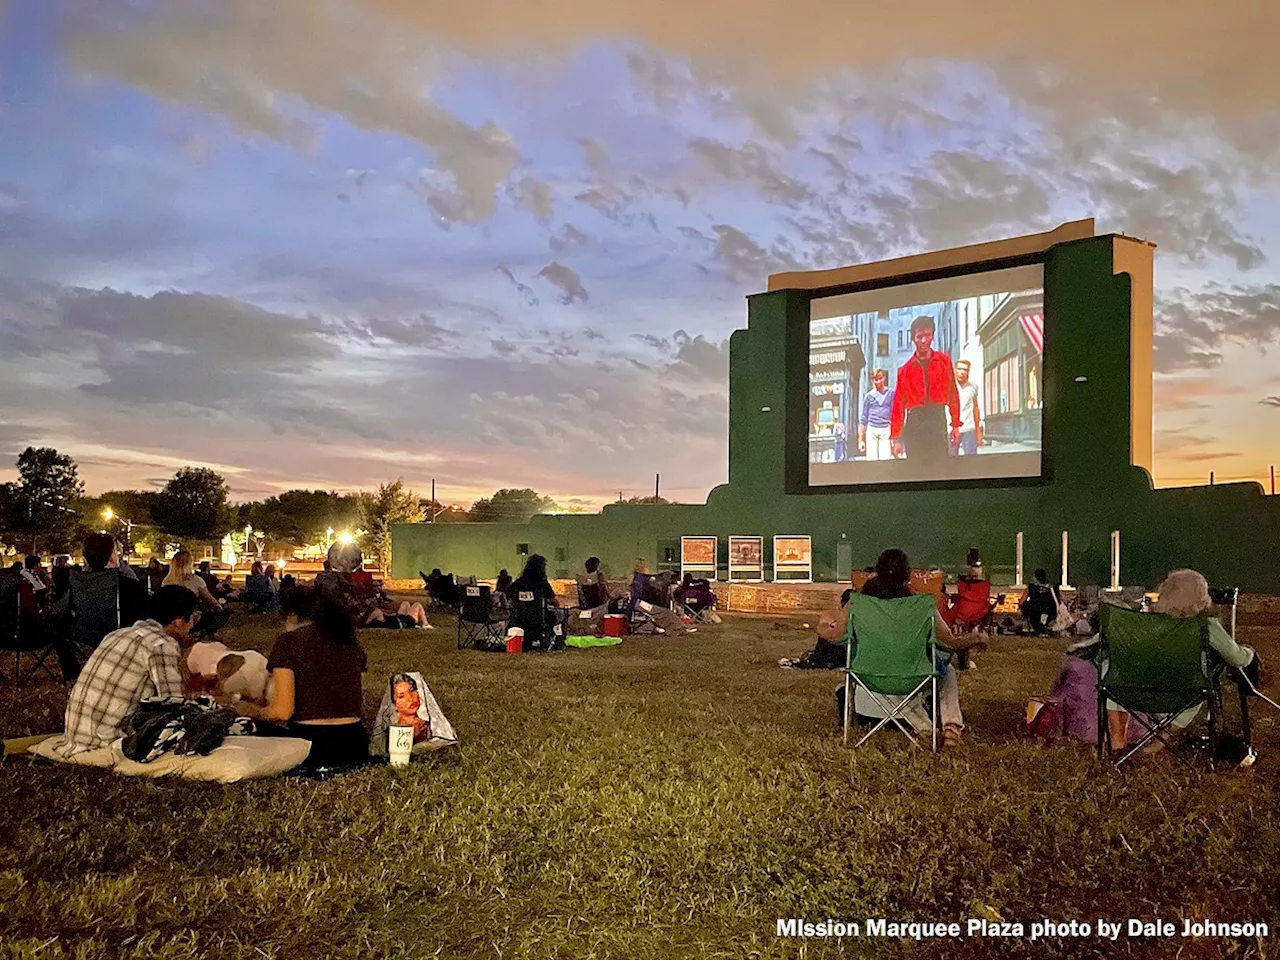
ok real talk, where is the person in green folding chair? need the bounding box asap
[841,549,979,749]
[1096,569,1260,760]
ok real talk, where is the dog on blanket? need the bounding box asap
[187,641,273,704]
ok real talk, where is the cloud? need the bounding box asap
[338,2,1280,130]
[496,263,539,306]
[1176,451,1244,463]
[1153,285,1280,373]
[65,0,521,223]
[670,331,729,381]
[509,176,554,223]
[549,224,590,255]
[1260,396,1280,408]
[624,47,696,108]
[709,224,802,281]
[577,138,610,171]
[345,314,456,349]
[537,262,589,304]
[689,138,810,204]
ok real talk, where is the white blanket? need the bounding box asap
[29,733,310,783]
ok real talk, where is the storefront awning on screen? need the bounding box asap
[1018,312,1044,353]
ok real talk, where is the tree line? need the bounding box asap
[0,446,669,570]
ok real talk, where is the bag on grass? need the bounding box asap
[1025,697,1062,740]
[1051,602,1075,633]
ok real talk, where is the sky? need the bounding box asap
[0,0,1278,508]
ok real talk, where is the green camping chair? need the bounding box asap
[842,593,940,750]
[1096,603,1222,767]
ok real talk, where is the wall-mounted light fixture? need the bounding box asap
[1074,376,1088,383]
[760,406,772,412]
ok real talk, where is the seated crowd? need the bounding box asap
[9,532,1269,765]
[46,538,443,773]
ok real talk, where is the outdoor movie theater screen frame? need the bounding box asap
[804,263,1044,490]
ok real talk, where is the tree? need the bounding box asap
[242,489,362,546]
[358,479,423,574]
[90,489,161,555]
[623,495,671,505]
[467,488,559,523]
[0,447,85,554]
[150,468,232,546]
[98,489,159,527]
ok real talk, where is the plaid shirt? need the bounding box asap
[61,619,184,755]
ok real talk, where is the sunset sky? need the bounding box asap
[1,1,1277,507]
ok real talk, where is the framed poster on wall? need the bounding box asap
[728,536,764,582]
[773,535,813,582]
[680,536,718,580]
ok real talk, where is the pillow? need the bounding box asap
[30,733,311,783]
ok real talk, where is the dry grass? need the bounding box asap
[2,603,1279,959]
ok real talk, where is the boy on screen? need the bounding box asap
[858,368,894,461]
[889,315,961,469]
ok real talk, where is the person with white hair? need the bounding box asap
[1030,568,1262,750]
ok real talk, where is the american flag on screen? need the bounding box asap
[1018,312,1044,353]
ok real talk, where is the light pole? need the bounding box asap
[102,506,134,553]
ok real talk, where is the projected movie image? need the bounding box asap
[808,265,1044,486]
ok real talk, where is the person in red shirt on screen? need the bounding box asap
[889,315,962,466]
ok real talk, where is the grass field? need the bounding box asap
[2,601,1279,959]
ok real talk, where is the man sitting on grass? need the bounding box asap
[58,585,200,756]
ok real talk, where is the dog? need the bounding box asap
[187,641,273,704]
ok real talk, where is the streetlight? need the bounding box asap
[103,506,134,551]
[338,531,354,545]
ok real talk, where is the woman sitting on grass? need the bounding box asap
[224,586,369,769]
[162,550,228,637]
[364,600,433,630]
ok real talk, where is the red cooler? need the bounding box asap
[506,628,524,653]
[602,614,628,637]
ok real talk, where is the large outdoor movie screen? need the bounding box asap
[808,264,1043,487]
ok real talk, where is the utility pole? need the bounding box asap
[1209,471,1215,486]
[655,473,660,500]
[430,479,435,522]
[1271,465,1276,495]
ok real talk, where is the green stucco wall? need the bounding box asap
[394,236,1280,592]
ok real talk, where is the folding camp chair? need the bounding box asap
[508,590,564,651]
[842,593,941,751]
[944,577,994,634]
[0,570,60,684]
[457,584,507,650]
[677,578,719,624]
[420,571,461,613]
[1096,603,1227,767]
[625,574,661,635]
